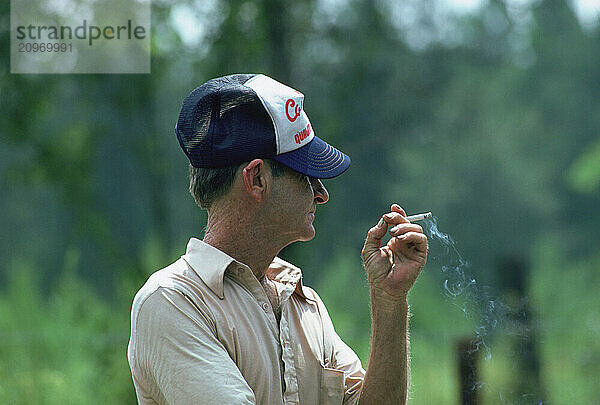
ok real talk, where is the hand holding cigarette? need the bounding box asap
[362,204,431,299]
[361,204,429,300]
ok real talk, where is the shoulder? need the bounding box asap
[131,258,189,314]
[130,256,219,331]
[128,258,218,356]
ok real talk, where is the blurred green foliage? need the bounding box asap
[1,0,599,403]
[0,254,134,403]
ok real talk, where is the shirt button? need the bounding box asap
[261,302,270,312]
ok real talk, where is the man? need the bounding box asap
[127,74,428,404]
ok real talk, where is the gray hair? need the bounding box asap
[189,159,286,210]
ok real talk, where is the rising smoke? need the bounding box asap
[422,216,544,404]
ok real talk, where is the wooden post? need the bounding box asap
[457,337,481,405]
[497,256,545,402]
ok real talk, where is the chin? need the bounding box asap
[298,226,316,242]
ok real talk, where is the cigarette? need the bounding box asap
[405,212,432,222]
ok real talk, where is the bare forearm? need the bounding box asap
[359,204,427,404]
[358,291,410,405]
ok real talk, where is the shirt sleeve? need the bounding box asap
[309,288,366,405]
[130,287,257,405]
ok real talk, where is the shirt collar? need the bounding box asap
[182,238,313,301]
[267,257,312,301]
[182,238,236,299]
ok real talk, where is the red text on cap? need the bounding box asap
[294,123,312,144]
[285,98,303,122]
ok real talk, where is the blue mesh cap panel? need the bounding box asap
[176,74,278,168]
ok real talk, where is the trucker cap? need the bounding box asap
[175,73,351,179]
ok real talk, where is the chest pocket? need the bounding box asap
[320,365,344,404]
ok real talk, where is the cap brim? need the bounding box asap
[273,136,351,179]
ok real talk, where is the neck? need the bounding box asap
[203,204,286,281]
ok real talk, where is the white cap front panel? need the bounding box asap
[244,74,314,154]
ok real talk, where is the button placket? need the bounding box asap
[280,303,300,404]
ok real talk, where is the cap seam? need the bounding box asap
[209,83,226,162]
[243,74,281,154]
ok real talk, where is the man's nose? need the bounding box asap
[311,178,329,204]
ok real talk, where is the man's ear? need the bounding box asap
[242,159,270,202]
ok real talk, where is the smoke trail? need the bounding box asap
[423,216,511,360]
[420,216,547,404]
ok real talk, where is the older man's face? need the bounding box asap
[268,167,329,243]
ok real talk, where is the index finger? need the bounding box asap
[382,211,409,226]
[391,204,407,216]
[362,217,388,259]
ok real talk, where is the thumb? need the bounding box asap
[361,217,387,259]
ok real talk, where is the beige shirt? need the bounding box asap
[128,238,365,405]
